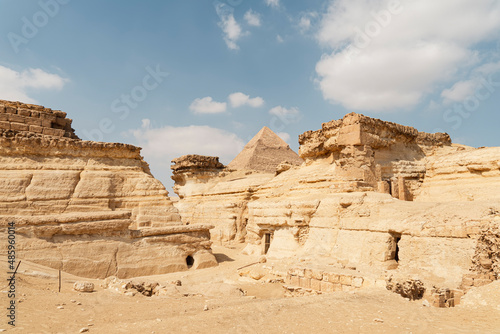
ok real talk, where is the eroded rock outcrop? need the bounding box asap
[0,100,217,278]
[171,128,303,242]
[172,154,273,242]
[173,112,500,292]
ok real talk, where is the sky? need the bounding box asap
[1,0,499,193]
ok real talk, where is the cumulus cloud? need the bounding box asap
[128,120,245,192]
[441,80,477,103]
[315,0,500,111]
[215,3,244,50]
[265,0,280,8]
[244,10,261,27]
[228,92,264,108]
[131,119,244,161]
[0,65,68,103]
[189,96,227,114]
[441,61,500,103]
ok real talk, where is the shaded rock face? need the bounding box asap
[173,112,500,288]
[0,100,217,278]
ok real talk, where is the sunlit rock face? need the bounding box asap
[174,113,500,289]
[0,100,217,278]
[171,127,303,243]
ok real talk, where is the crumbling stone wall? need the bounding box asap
[298,112,451,200]
[0,100,78,139]
[0,99,218,278]
[461,225,500,291]
[171,154,273,242]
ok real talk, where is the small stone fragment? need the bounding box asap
[74,281,94,293]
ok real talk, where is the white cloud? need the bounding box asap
[299,17,311,31]
[269,106,302,125]
[441,80,477,103]
[276,35,284,43]
[0,65,68,103]
[128,120,245,193]
[228,92,264,108]
[315,0,500,111]
[298,12,317,32]
[189,96,227,114]
[215,3,244,50]
[131,120,244,162]
[441,61,500,103]
[265,0,279,8]
[244,10,261,27]
[269,105,300,118]
[277,132,290,143]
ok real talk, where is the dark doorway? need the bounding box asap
[394,236,401,262]
[264,233,271,254]
[186,255,194,268]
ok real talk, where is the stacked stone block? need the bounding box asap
[460,272,496,291]
[0,100,79,139]
[427,288,464,308]
[285,267,365,293]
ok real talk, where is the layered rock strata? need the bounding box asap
[172,154,274,242]
[171,128,303,242]
[174,113,500,289]
[0,100,217,278]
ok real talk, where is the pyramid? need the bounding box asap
[227,126,303,173]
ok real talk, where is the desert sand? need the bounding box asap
[2,243,499,334]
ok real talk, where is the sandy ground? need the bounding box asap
[1,244,500,334]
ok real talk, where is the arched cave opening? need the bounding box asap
[186,255,194,268]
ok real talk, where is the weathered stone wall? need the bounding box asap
[171,155,274,242]
[0,130,179,227]
[172,113,499,289]
[298,112,451,199]
[240,114,498,288]
[171,128,304,243]
[0,100,78,139]
[0,100,218,278]
[2,213,215,278]
[415,146,500,202]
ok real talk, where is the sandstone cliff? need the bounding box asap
[0,100,217,278]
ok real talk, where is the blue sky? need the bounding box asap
[1,0,499,192]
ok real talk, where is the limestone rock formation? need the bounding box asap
[171,127,304,242]
[173,112,500,292]
[0,100,217,278]
[172,154,274,242]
